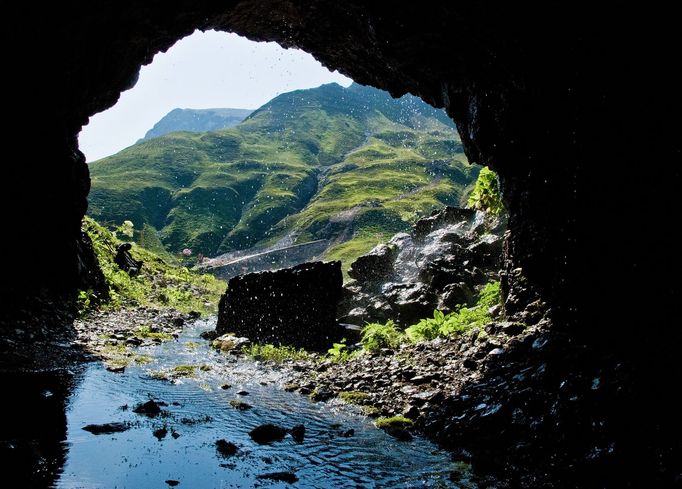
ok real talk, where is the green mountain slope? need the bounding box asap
[88,83,478,266]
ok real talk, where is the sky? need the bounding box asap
[78,30,353,162]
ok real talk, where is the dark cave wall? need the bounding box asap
[1,2,678,345]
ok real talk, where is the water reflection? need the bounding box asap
[0,369,78,488]
[10,319,470,488]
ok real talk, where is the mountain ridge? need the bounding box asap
[142,107,253,140]
[88,83,477,269]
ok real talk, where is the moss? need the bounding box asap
[172,365,198,377]
[184,341,200,350]
[375,416,414,429]
[135,325,173,341]
[133,355,153,365]
[361,406,382,417]
[229,399,253,411]
[338,391,369,405]
[148,371,170,381]
[104,358,129,369]
[100,343,128,356]
[242,344,310,363]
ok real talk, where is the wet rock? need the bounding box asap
[165,480,180,487]
[309,388,334,402]
[236,390,249,396]
[133,400,162,417]
[219,383,231,390]
[216,261,344,350]
[340,429,355,437]
[153,427,168,440]
[229,400,252,411]
[467,234,503,268]
[413,208,477,240]
[212,334,250,353]
[383,426,413,441]
[339,207,503,327]
[348,243,398,283]
[289,424,305,443]
[215,439,238,457]
[199,330,219,341]
[82,422,129,434]
[105,364,125,373]
[402,405,421,419]
[256,472,298,484]
[249,424,287,444]
[439,283,475,311]
[501,322,526,336]
[283,383,299,392]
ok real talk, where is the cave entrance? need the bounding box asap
[79,29,479,284]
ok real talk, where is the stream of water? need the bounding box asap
[53,318,471,488]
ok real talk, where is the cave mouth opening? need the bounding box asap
[3,4,679,488]
[80,28,480,284]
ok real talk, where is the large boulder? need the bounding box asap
[216,261,343,350]
[339,208,505,327]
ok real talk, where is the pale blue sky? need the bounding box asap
[78,30,352,162]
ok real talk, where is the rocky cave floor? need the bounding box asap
[2,300,678,488]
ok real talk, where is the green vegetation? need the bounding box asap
[135,325,174,341]
[467,166,504,215]
[172,365,198,377]
[350,282,502,351]
[375,416,414,429]
[88,83,478,271]
[360,320,404,352]
[338,391,369,405]
[404,282,501,342]
[229,399,253,411]
[81,217,225,314]
[326,339,358,362]
[239,281,500,364]
[242,343,311,362]
[361,406,382,417]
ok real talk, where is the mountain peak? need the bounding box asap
[143,107,253,140]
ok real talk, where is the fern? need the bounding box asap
[360,321,404,352]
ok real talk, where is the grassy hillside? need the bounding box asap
[81,217,225,314]
[88,83,478,268]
